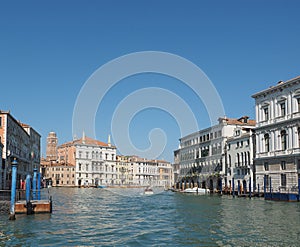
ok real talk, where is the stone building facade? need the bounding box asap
[225,125,255,193]
[116,155,173,188]
[252,76,300,193]
[57,134,117,187]
[0,110,40,190]
[44,163,76,187]
[175,116,255,191]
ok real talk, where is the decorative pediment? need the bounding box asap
[261,101,270,107]
[276,96,287,102]
[293,89,300,98]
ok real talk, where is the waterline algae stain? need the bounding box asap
[1,188,299,246]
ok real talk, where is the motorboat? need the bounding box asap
[183,187,210,194]
[144,187,154,195]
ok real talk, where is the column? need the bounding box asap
[288,93,292,116]
[274,99,278,119]
[256,104,260,123]
[271,131,275,152]
[259,133,263,153]
[259,103,263,123]
[275,130,279,151]
[271,99,274,120]
[288,127,293,150]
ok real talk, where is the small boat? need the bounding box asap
[183,187,210,194]
[144,187,154,195]
[97,185,107,189]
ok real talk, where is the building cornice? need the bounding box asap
[252,75,300,99]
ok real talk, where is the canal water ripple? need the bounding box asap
[0,187,300,246]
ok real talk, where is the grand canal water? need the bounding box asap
[1,187,300,246]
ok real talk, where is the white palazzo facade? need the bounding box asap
[252,76,300,193]
[226,126,255,192]
[175,116,255,191]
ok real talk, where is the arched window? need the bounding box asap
[264,134,270,152]
[281,130,287,150]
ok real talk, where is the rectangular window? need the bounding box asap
[281,174,287,187]
[264,162,269,171]
[297,98,300,112]
[280,102,286,116]
[264,107,269,121]
[281,161,286,170]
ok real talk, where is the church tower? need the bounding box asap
[46,131,58,161]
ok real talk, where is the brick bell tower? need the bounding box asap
[46,131,58,161]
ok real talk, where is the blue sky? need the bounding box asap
[1,0,300,162]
